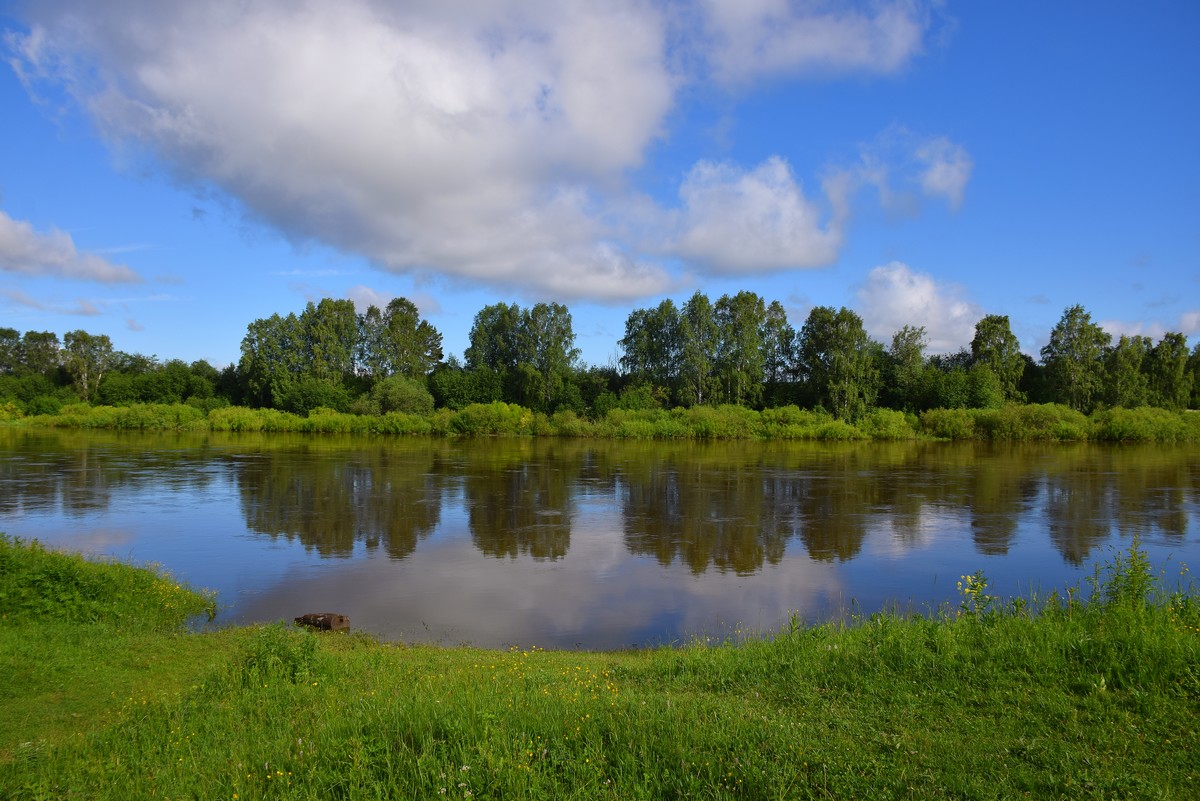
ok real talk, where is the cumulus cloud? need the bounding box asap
[0,210,141,283]
[671,157,848,272]
[915,136,973,210]
[855,128,973,215]
[697,0,930,85]
[856,262,982,353]
[1102,312,1200,341]
[1181,311,1200,335]
[6,1,942,299]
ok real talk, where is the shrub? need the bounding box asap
[920,408,976,440]
[370,376,435,416]
[813,419,867,440]
[450,402,534,435]
[859,408,916,440]
[1090,407,1190,443]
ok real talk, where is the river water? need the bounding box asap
[2,428,1197,648]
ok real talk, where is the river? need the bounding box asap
[2,428,1197,648]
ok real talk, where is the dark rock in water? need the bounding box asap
[294,612,350,632]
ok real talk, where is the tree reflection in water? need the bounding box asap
[0,429,1196,570]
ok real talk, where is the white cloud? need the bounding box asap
[672,157,847,272]
[1181,311,1200,335]
[857,262,982,353]
[6,1,941,300]
[915,136,973,210]
[855,127,973,214]
[2,288,102,316]
[0,210,141,283]
[1100,319,1167,342]
[697,0,930,85]
[1102,312,1200,341]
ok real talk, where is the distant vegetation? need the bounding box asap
[3,297,1198,436]
[2,534,1197,797]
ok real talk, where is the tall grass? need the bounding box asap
[11,400,1200,442]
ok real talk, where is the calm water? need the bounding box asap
[2,428,1197,649]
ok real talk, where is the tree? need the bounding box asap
[797,306,879,420]
[883,325,927,411]
[0,328,18,375]
[356,304,388,379]
[300,298,358,384]
[1103,335,1152,408]
[238,312,306,407]
[379,298,443,378]
[20,331,61,376]
[760,300,796,407]
[518,302,580,411]
[1146,332,1192,411]
[679,291,719,406]
[619,299,681,393]
[970,314,1025,401]
[714,291,766,407]
[465,303,522,372]
[62,330,113,402]
[1040,305,1110,413]
[1188,343,1200,410]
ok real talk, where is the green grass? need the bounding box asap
[1,535,1198,798]
[10,399,1200,442]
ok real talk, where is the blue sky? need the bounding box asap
[1,1,1197,369]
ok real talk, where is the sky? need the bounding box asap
[1,0,1197,370]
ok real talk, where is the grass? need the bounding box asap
[1,534,1198,798]
[9,400,1200,442]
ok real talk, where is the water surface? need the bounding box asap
[2,429,1196,648]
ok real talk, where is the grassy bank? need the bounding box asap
[2,535,1198,799]
[7,400,1200,442]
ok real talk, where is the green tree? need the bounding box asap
[1146,332,1192,411]
[619,299,681,393]
[679,291,719,406]
[19,331,61,376]
[300,299,358,384]
[1188,343,1200,409]
[1103,335,1152,408]
[0,328,18,375]
[797,306,879,420]
[518,302,580,411]
[1040,305,1110,413]
[970,314,1025,401]
[465,303,523,372]
[714,291,766,407]
[356,304,388,379]
[62,330,114,402]
[380,298,443,378]
[883,325,927,411]
[760,300,796,407]
[238,312,306,407]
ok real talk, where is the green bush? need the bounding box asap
[920,407,976,439]
[1090,406,1191,442]
[370,376,435,416]
[813,419,867,440]
[858,408,915,440]
[450,402,535,435]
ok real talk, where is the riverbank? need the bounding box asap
[2,535,1197,799]
[5,399,1200,442]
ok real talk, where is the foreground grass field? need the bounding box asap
[1,535,1197,799]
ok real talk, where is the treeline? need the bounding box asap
[2,294,1199,424]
